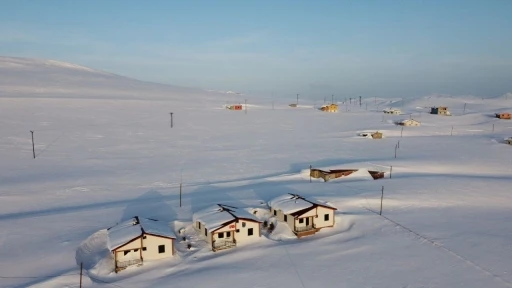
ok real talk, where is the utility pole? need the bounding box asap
[170,112,173,128]
[451,126,453,136]
[309,165,312,183]
[395,143,397,158]
[390,166,393,179]
[180,170,183,207]
[380,186,384,215]
[30,130,35,159]
[79,262,83,288]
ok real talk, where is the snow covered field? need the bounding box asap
[1,58,512,288]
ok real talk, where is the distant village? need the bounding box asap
[90,100,511,274]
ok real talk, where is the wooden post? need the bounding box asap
[451,126,453,136]
[390,166,393,179]
[398,140,400,149]
[30,130,35,159]
[380,186,384,215]
[79,262,83,288]
[394,144,397,158]
[309,165,312,183]
[170,112,173,128]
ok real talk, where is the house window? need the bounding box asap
[143,236,146,239]
[226,231,231,237]
[158,245,165,254]
[273,210,277,216]
[124,251,129,256]
[248,228,254,236]
[198,222,201,229]
[236,229,240,233]
[205,229,207,236]
[242,222,246,228]
[324,214,329,221]
[142,247,147,251]
[218,232,224,239]
[134,249,139,252]
[299,218,304,224]
[284,215,287,222]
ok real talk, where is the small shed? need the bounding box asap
[359,131,383,139]
[193,204,262,252]
[268,194,337,238]
[430,106,451,116]
[227,104,243,110]
[399,119,421,126]
[107,216,176,273]
[495,112,511,120]
[320,104,338,112]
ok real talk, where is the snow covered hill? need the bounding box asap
[1,58,512,288]
[0,56,223,100]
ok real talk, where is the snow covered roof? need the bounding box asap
[268,194,337,215]
[193,204,261,232]
[107,216,176,251]
[400,118,420,123]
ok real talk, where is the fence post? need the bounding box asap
[30,130,35,159]
[390,166,393,179]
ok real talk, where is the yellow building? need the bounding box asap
[320,104,338,112]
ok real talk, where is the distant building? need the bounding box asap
[227,104,243,110]
[320,103,338,112]
[107,216,176,273]
[383,108,401,115]
[495,112,511,120]
[289,104,298,108]
[193,204,261,252]
[358,131,383,139]
[399,119,421,126]
[506,137,512,145]
[268,194,337,238]
[430,106,451,116]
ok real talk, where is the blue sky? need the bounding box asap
[1,0,511,98]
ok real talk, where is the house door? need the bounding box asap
[305,218,310,226]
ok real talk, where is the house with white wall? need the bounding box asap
[193,204,262,252]
[399,119,421,126]
[107,216,176,273]
[269,194,337,238]
[383,108,401,115]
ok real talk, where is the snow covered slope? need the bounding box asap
[1,58,512,288]
[0,56,224,100]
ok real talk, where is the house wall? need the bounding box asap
[234,220,260,243]
[114,236,142,263]
[314,206,336,229]
[142,234,174,260]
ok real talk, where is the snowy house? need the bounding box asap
[495,112,511,120]
[268,194,337,238]
[107,216,176,273]
[399,119,421,126]
[383,108,401,115]
[320,103,338,112]
[193,204,262,252]
[506,137,512,145]
[430,106,451,116]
